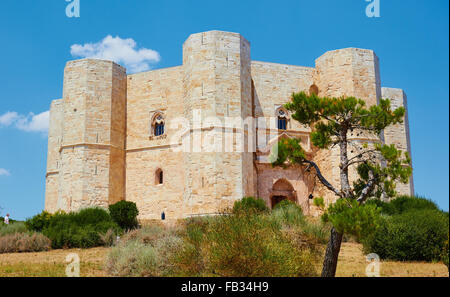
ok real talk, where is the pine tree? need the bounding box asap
[271,92,412,277]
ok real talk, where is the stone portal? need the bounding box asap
[270,179,297,208]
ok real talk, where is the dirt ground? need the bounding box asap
[336,242,449,277]
[0,243,448,277]
[0,247,108,277]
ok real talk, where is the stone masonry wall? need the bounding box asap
[126,66,186,220]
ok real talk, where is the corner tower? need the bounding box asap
[45,59,127,212]
[182,31,256,215]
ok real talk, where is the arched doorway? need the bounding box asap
[270,179,297,208]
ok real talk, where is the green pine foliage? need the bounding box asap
[322,198,381,240]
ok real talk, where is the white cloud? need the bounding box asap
[70,35,161,73]
[0,112,19,126]
[0,111,49,133]
[0,168,10,176]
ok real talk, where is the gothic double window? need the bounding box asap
[151,113,165,136]
[277,108,288,130]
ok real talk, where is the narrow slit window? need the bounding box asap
[155,169,163,185]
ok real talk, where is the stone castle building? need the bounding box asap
[45,31,414,219]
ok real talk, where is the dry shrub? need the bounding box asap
[106,208,325,277]
[100,229,117,247]
[175,213,321,277]
[105,225,182,277]
[0,233,51,253]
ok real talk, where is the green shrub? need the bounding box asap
[232,197,268,214]
[175,213,320,277]
[0,232,51,253]
[313,197,325,209]
[0,222,28,236]
[272,200,305,227]
[441,233,449,271]
[362,209,449,262]
[298,218,331,245]
[368,196,440,216]
[174,217,214,276]
[206,213,319,277]
[106,225,182,277]
[109,201,139,230]
[43,207,120,249]
[25,211,54,232]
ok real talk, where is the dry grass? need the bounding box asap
[0,243,447,277]
[335,242,449,277]
[0,247,108,277]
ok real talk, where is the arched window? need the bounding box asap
[152,113,165,136]
[277,108,288,130]
[309,84,319,95]
[155,168,163,185]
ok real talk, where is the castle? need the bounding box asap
[45,31,414,219]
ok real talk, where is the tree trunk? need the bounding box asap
[321,227,344,277]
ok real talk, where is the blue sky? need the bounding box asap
[0,0,448,220]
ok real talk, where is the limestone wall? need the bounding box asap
[126,66,185,220]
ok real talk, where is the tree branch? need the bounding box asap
[356,170,378,204]
[302,160,342,198]
[346,149,378,164]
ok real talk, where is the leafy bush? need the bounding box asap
[272,200,305,227]
[106,225,182,277]
[0,232,51,253]
[25,211,54,232]
[232,197,268,214]
[442,233,449,271]
[366,196,440,216]
[109,201,139,230]
[43,207,120,249]
[0,222,28,236]
[362,209,449,262]
[313,197,325,209]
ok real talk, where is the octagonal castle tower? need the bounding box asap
[45,31,414,218]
